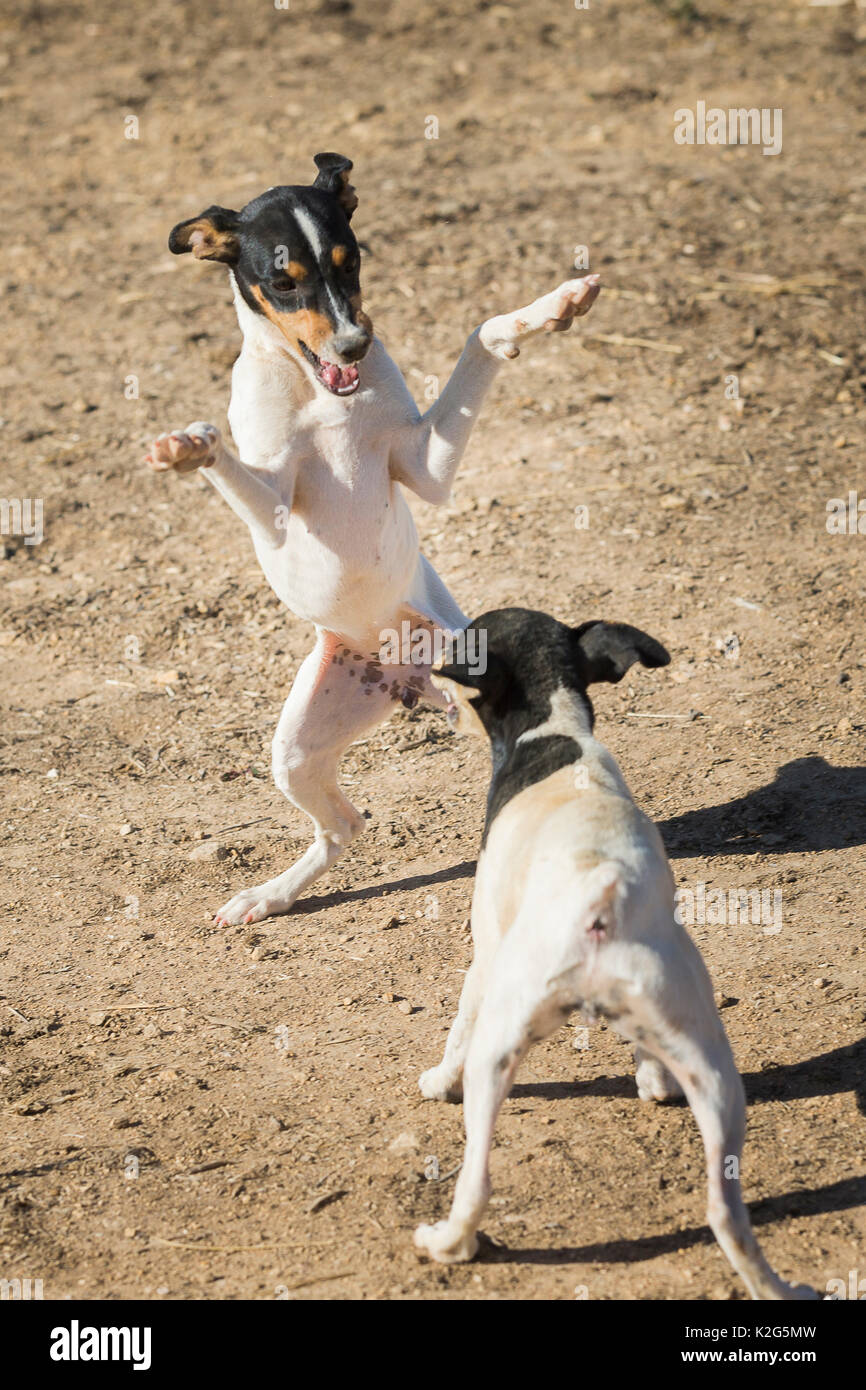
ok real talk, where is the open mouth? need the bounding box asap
[299,340,360,396]
[431,669,460,728]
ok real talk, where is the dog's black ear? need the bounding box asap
[313,152,358,220]
[168,206,240,262]
[571,620,670,685]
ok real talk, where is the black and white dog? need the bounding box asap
[415,608,814,1300]
[145,154,600,925]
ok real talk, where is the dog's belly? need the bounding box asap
[255,479,420,644]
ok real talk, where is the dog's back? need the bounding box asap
[417,609,814,1296]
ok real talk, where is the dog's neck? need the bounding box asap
[514,684,594,748]
[486,683,593,781]
[480,683,635,846]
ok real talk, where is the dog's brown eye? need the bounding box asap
[270,275,297,294]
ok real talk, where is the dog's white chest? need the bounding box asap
[228,343,420,644]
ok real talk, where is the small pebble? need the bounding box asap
[188,840,228,862]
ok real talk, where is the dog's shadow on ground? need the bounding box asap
[501,1037,866,1269]
[290,858,477,914]
[512,1036,866,1114]
[485,1170,866,1270]
[293,756,865,916]
[658,756,866,857]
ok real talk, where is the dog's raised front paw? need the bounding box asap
[413,1220,479,1264]
[479,274,601,359]
[145,421,221,473]
[419,1066,463,1103]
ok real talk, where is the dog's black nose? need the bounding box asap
[332,327,371,363]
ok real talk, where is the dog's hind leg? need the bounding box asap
[403,553,468,634]
[214,630,398,926]
[636,998,816,1299]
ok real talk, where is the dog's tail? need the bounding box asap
[577,861,621,942]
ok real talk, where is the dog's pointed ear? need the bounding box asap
[571,620,670,685]
[168,206,240,262]
[313,152,358,220]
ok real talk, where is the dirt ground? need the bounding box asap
[1,0,864,1303]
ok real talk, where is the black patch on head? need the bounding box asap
[438,607,670,847]
[231,185,362,324]
[481,735,581,847]
[168,153,366,346]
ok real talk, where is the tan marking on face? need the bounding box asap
[250,285,333,356]
[331,244,348,267]
[285,260,308,281]
[430,671,485,738]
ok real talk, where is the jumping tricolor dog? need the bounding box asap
[145,153,600,925]
[415,608,814,1300]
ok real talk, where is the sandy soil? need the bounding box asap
[1,0,864,1301]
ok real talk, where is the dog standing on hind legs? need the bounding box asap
[144,152,600,926]
[414,608,816,1300]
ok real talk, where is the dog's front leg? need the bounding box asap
[414,971,534,1264]
[418,952,493,1103]
[145,422,288,543]
[389,275,600,504]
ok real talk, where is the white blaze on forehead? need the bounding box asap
[293,204,325,263]
[293,204,354,338]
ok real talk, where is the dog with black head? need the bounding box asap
[415,607,814,1300]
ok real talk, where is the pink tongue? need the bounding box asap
[320,361,359,391]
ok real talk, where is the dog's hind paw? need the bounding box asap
[414,1221,478,1264]
[635,1057,683,1103]
[145,421,221,473]
[419,1066,463,1103]
[214,880,298,927]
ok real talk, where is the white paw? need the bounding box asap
[537,274,602,330]
[213,880,297,927]
[413,1221,478,1264]
[145,421,221,473]
[636,1058,683,1103]
[419,1066,463,1103]
[480,274,600,359]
